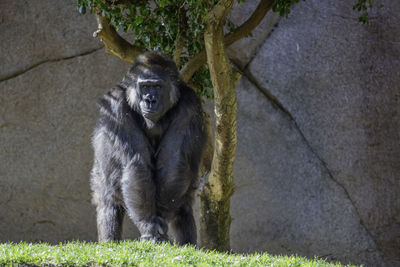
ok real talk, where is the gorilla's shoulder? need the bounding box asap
[179,83,201,108]
[98,85,125,105]
[97,85,126,118]
[105,85,125,101]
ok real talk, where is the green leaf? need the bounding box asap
[369,0,374,8]
[135,16,144,26]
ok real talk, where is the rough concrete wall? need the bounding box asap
[0,0,138,242]
[1,0,399,267]
[228,1,399,266]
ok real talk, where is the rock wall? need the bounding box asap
[0,0,138,242]
[1,1,399,266]
[234,1,400,266]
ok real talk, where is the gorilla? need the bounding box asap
[90,52,206,245]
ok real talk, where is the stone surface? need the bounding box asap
[230,77,382,266]
[0,49,138,242]
[0,0,102,80]
[248,1,400,266]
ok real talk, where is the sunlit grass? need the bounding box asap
[0,240,357,266]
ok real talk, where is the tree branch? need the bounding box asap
[173,35,185,66]
[224,0,274,45]
[180,50,207,83]
[180,0,274,82]
[94,15,143,64]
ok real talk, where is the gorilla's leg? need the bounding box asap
[91,158,125,241]
[121,154,168,242]
[171,203,197,245]
[96,203,125,241]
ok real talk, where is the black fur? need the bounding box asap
[90,52,206,245]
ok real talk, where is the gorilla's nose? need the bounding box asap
[144,94,157,105]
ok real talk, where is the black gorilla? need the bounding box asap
[90,52,206,245]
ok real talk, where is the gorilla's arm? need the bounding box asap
[91,129,125,241]
[154,85,206,244]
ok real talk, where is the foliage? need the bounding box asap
[0,241,356,266]
[78,0,210,57]
[353,0,384,24]
[77,0,384,93]
[272,0,305,17]
[76,0,305,97]
[77,0,217,95]
[76,0,306,55]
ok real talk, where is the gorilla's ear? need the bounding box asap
[169,81,180,106]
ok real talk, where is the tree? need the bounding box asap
[78,0,382,251]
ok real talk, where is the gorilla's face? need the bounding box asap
[127,68,178,124]
[137,76,167,122]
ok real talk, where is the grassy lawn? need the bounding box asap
[0,241,357,266]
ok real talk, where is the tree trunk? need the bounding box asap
[199,0,240,251]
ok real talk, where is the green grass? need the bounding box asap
[0,241,356,266]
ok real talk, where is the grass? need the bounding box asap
[0,241,357,266]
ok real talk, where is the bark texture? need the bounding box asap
[199,0,238,251]
[94,15,142,63]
